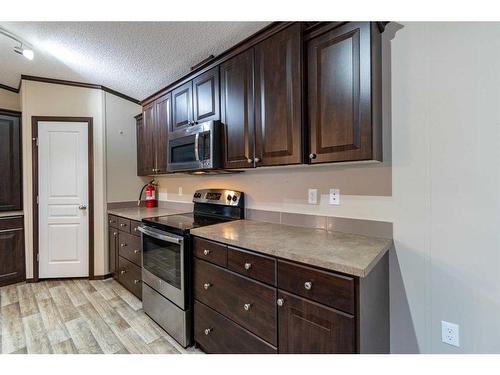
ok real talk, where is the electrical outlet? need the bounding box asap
[329,188,340,205]
[308,189,318,204]
[441,321,460,347]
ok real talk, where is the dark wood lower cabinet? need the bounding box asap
[0,110,22,212]
[0,216,25,287]
[108,214,142,299]
[277,290,355,354]
[192,235,389,354]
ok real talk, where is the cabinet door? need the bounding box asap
[0,217,25,287]
[171,81,193,131]
[220,49,255,169]
[278,291,355,354]
[254,24,303,167]
[155,93,171,174]
[307,22,381,163]
[193,67,220,123]
[137,106,156,176]
[0,111,22,211]
[108,228,118,278]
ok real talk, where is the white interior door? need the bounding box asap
[38,121,89,278]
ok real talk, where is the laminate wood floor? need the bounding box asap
[0,278,201,354]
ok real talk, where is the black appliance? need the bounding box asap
[138,189,244,347]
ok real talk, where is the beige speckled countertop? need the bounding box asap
[190,220,393,278]
[107,207,189,221]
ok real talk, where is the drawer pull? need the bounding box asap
[204,328,212,335]
[109,219,113,224]
[243,303,252,311]
[277,298,284,307]
[113,232,117,236]
[134,249,140,254]
[120,243,126,247]
[244,262,252,270]
[304,281,313,290]
[120,223,126,227]
[203,283,211,290]
[120,270,127,275]
[134,279,140,284]
[203,249,211,256]
[133,227,138,232]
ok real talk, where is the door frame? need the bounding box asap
[31,116,94,282]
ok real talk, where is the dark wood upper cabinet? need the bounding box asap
[220,49,255,169]
[0,110,22,212]
[155,93,171,174]
[307,22,382,163]
[193,67,220,123]
[136,107,155,176]
[0,216,25,287]
[171,81,193,131]
[278,290,355,354]
[254,23,303,167]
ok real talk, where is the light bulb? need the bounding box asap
[22,48,34,60]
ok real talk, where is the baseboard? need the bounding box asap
[90,273,113,280]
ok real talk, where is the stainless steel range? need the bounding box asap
[138,189,244,347]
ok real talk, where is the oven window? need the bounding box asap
[143,235,181,289]
[171,142,195,163]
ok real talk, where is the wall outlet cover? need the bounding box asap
[329,188,340,205]
[441,320,460,347]
[308,189,318,204]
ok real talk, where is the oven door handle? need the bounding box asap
[194,132,200,161]
[137,225,183,244]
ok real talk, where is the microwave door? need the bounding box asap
[168,134,202,172]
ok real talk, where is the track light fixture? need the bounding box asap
[0,26,34,60]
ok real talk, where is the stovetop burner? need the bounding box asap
[142,212,233,233]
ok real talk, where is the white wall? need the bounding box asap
[21,80,107,277]
[0,88,20,111]
[390,22,500,353]
[104,92,146,203]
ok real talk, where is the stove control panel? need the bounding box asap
[192,189,244,207]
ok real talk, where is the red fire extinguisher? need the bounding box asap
[139,180,157,208]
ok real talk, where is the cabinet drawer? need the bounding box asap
[277,260,355,314]
[130,220,141,237]
[117,217,131,233]
[194,258,277,345]
[118,232,142,266]
[193,237,227,267]
[194,301,276,354]
[227,246,276,286]
[118,256,142,299]
[108,214,119,229]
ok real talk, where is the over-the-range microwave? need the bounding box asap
[167,120,222,173]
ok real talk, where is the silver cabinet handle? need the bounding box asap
[203,249,210,256]
[79,204,87,210]
[113,232,117,236]
[204,328,212,335]
[254,157,260,163]
[244,262,252,270]
[277,298,284,307]
[309,153,317,160]
[120,243,126,247]
[133,227,138,232]
[304,281,313,290]
[120,223,126,227]
[109,219,113,224]
[243,303,252,311]
[134,279,140,284]
[134,249,140,254]
[120,270,126,275]
[247,158,253,164]
[203,283,211,290]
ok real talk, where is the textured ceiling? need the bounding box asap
[0,22,269,100]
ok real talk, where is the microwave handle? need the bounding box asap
[194,133,200,161]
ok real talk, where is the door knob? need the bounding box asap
[79,204,87,210]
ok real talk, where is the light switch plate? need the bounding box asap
[329,188,340,205]
[308,189,318,204]
[441,321,460,347]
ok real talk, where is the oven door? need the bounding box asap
[138,225,185,309]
